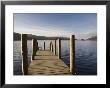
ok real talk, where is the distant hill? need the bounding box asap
[14,32,21,41]
[87,36,97,41]
[14,32,70,41]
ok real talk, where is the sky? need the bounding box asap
[14,13,97,39]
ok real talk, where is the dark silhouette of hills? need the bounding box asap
[14,32,97,41]
[14,32,21,41]
[87,36,97,40]
[14,32,70,41]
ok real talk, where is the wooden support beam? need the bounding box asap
[21,34,28,75]
[70,35,75,74]
[50,42,52,51]
[44,41,45,50]
[58,38,61,59]
[50,42,53,52]
[51,43,53,52]
[36,41,38,50]
[35,40,38,52]
[32,39,37,60]
[54,40,56,55]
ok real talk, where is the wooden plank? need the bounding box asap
[28,51,72,75]
[36,50,54,56]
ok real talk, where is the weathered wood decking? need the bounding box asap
[21,34,75,75]
[28,50,72,75]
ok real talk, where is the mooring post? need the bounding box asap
[50,42,53,52]
[54,40,56,55]
[35,40,38,52]
[36,41,39,50]
[44,41,45,50]
[32,39,37,61]
[58,38,61,59]
[70,35,75,74]
[50,42,52,51]
[52,43,53,52]
[21,34,28,75]
[51,42,53,52]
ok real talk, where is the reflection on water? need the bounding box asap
[14,40,97,75]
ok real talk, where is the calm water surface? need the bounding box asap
[14,40,97,75]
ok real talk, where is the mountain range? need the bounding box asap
[14,32,70,41]
[14,32,97,41]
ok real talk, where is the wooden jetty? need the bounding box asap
[21,34,75,75]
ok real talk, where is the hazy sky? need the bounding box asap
[14,13,97,39]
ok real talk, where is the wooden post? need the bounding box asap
[51,42,53,52]
[32,39,37,60]
[58,38,61,59]
[36,41,39,50]
[21,34,28,75]
[35,40,38,52]
[50,42,52,51]
[70,35,75,74]
[51,43,53,52]
[44,41,45,50]
[54,40,56,55]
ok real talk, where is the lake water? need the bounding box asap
[14,40,97,75]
